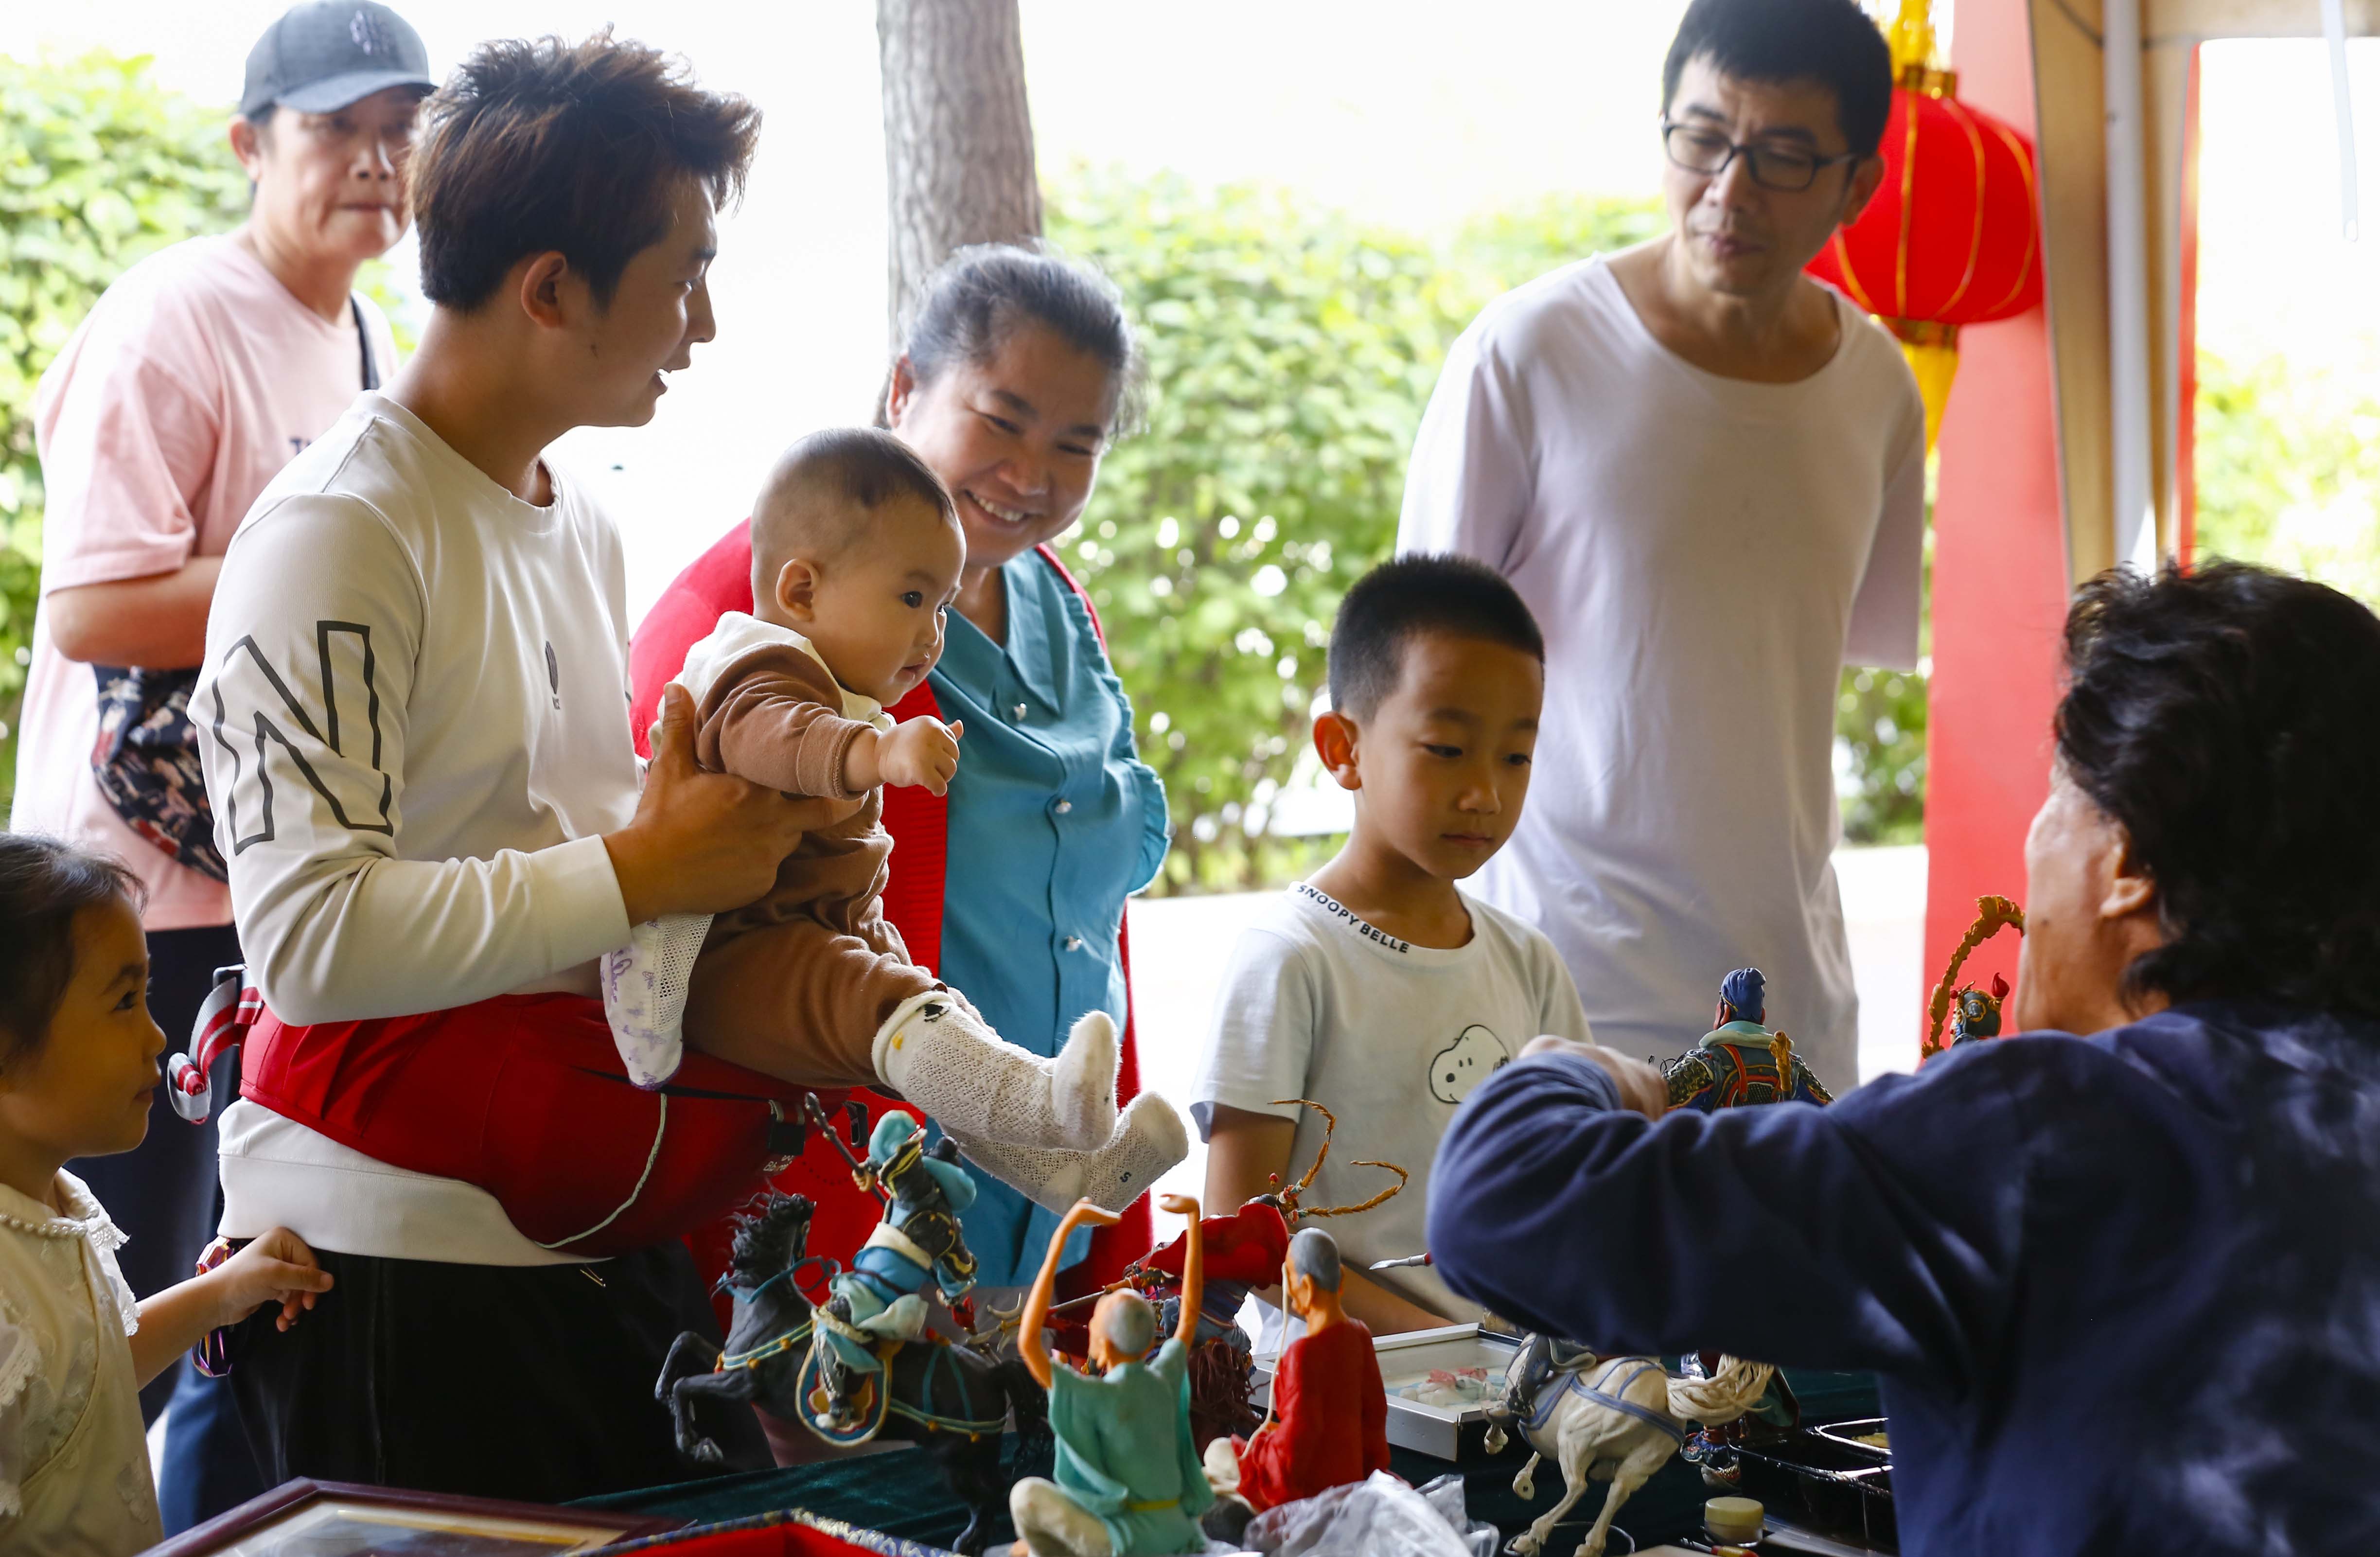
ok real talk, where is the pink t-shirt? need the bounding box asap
[9,235,396,931]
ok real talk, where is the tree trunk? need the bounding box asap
[877,0,1044,350]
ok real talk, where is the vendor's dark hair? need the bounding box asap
[1663,0,1895,159]
[1328,554,1544,721]
[885,244,1143,434]
[2056,562,2380,1021]
[0,835,143,1068]
[411,31,759,311]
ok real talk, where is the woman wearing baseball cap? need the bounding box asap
[10,0,431,1529]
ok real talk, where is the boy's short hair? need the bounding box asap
[411,31,760,311]
[0,835,141,1068]
[751,428,957,595]
[1662,0,1895,159]
[1327,554,1545,721]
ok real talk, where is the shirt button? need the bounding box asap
[1054,799,1073,814]
[1063,936,1084,951]
[1012,702,1028,721]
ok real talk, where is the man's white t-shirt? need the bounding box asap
[1189,882,1592,1329]
[1397,255,1925,1084]
[194,393,639,1264]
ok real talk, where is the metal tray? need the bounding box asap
[1811,1418,1892,1462]
[1251,1322,1516,1461]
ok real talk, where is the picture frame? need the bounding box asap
[148,1479,684,1557]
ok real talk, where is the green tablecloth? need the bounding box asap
[580,1371,1882,1556]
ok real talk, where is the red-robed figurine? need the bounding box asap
[1204,1227,1390,1514]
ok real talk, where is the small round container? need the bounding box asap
[1704,1494,1766,1546]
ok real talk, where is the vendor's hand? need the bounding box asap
[1520,1035,1668,1118]
[607,685,858,922]
[213,1228,333,1333]
[877,717,962,796]
[1156,1192,1201,1220]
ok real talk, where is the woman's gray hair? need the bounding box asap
[1099,1290,1158,1357]
[1288,1228,1343,1293]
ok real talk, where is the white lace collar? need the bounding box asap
[0,1171,140,1337]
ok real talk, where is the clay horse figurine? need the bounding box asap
[1008,1195,1214,1557]
[1660,968,1834,1111]
[655,1191,1045,1557]
[1199,1227,1389,1543]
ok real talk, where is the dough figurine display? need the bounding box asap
[1659,968,1835,1111]
[655,1185,1045,1556]
[1009,1196,1215,1557]
[1923,894,2027,1058]
[1482,1346,1779,1557]
[1200,1228,1390,1524]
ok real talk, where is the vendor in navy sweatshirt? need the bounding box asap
[1430,561,2380,1557]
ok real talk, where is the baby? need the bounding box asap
[603,428,1183,1211]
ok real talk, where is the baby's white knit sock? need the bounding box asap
[873,997,1118,1150]
[599,912,714,1088]
[948,1093,1189,1213]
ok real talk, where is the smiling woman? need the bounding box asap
[630,245,1172,1326]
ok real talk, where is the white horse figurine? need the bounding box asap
[1481,1345,1777,1557]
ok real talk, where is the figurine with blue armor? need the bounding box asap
[1659,968,1835,1112]
[812,1108,980,1430]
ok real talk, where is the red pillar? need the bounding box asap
[1920,0,2071,1036]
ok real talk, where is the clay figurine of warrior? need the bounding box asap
[1950,974,2011,1046]
[1660,967,1834,1112]
[1130,1194,1289,1449]
[1202,1227,1390,1519]
[1010,1195,1214,1557]
[815,1108,980,1429]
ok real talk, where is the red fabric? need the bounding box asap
[628,524,1153,1318]
[1234,1319,1391,1512]
[239,994,810,1256]
[1804,85,2042,329]
[1140,1201,1289,1287]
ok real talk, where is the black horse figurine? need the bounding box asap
[655,1191,1049,1557]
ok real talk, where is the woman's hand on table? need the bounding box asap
[607,684,860,922]
[1519,1035,1669,1119]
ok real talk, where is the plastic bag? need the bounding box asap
[1242,1470,1499,1557]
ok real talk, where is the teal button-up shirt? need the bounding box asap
[931,551,1169,1285]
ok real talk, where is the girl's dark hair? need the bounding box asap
[0,835,143,1067]
[2056,562,2380,1021]
[885,243,1143,434]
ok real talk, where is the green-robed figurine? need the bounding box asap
[1009,1195,1215,1557]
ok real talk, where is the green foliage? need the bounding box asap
[2195,347,2380,606]
[1835,658,1928,847]
[0,52,248,814]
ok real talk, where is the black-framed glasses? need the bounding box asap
[1661,120,1861,192]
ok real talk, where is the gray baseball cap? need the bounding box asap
[241,1,433,118]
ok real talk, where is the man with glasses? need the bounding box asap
[1398,0,1923,1087]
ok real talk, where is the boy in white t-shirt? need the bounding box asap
[1191,555,1592,1336]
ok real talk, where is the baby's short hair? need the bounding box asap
[1326,554,1545,720]
[750,427,956,594]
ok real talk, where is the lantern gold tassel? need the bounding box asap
[1893,320,1960,453]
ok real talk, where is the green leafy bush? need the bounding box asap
[2195,346,2380,605]
[0,52,248,814]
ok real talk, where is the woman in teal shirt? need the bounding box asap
[632,246,1167,1288]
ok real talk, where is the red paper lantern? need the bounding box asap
[1805,10,2044,447]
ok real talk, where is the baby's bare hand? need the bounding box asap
[878,717,962,796]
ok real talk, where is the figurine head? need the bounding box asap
[1953,974,2010,1042]
[1282,1228,1348,1327]
[1089,1289,1157,1369]
[867,1109,921,1164]
[1718,967,1766,1026]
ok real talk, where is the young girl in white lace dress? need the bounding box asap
[0,836,333,1554]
